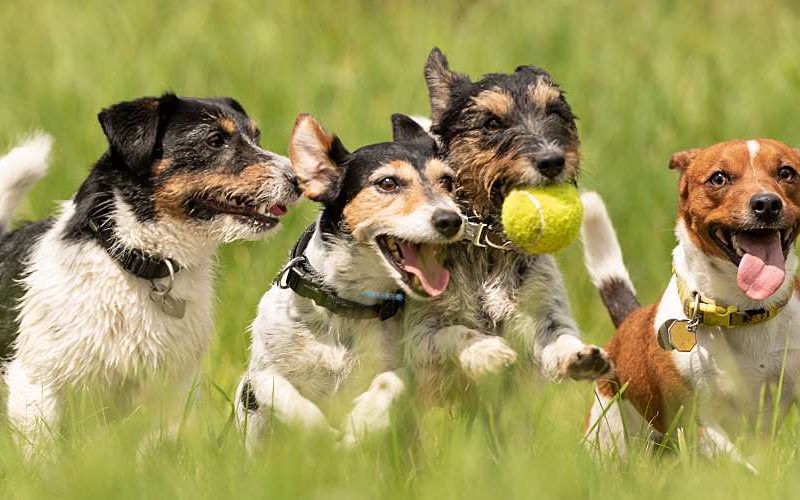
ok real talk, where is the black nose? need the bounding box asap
[750,192,782,222]
[432,209,462,238]
[536,154,565,179]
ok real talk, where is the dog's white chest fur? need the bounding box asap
[654,225,800,403]
[250,287,392,405]
[13,205,213,391]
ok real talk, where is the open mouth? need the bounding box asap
[375,235,450,298]
[187,192,287,230]
[709,224,798,300]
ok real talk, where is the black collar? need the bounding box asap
[86,218,182,280]
[277,225,404,321]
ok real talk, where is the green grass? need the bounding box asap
[2,0,800,497]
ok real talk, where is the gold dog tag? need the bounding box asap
[658,319,696,352]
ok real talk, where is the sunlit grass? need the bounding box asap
[1,0,800,498]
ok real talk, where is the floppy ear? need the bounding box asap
[669,148,700,172]
[97,93,178,174]
[424,47,469,125]
[289,114,349,203]
[391,114,436,150]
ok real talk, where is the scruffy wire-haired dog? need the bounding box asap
[235,113,463,448]
[0,94,298,454]
[403,49,610,399]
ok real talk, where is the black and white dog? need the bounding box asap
[0,94,298,453]
[234,113,463,448]
[403,49,610,401]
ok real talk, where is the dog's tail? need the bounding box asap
[0,133,52,235]
[580,191,639,328]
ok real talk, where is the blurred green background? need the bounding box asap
[2,0,800,498]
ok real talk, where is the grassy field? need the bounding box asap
[2,0,800,497]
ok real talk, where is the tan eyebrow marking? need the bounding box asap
[218,116,236,134]
[369,160,416,182]
[248,119,259,136]
[472,89,514,117]
[424,158,453,180]
[528,82,560,107]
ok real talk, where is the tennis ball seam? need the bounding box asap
[518,191,545,248]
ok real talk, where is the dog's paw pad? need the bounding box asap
[459,336,518,381]
[562,345,611,380]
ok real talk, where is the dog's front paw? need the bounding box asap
[459,336,518,381]
[560,344,611,380]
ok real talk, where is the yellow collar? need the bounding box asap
[674,271,794,328]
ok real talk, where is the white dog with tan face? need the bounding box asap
[235,114,464,448]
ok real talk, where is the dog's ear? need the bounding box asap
[98,93,178,174]
[669,148,700,172]
[289,114,349,203]
[424,47,470,125]
[391,114,436,150]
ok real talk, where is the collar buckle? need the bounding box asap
[462,218,515,251]
[276,256,309,289]
[463,219,489,248]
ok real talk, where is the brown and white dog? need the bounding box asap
[582,139,800,470]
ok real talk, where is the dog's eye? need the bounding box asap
[440,175,455,193]
[707,171,730,187]
[206,133,226,148]
[779,166,797,182]
[376,177,400,193]
[482,116,503,132]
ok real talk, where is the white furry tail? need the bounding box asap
[580,192,639,327]
[409,115,443,148]
[0,133,52,234]
[410,115,432,131]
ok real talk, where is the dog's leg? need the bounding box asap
[424,325,517,381]
[585,386,627,459]
[5,360,61,457]
[235,368,336,450]
[697,424,758,474]
[234,376,271,453]
[509,255,610,380]
[341,369,408,448]
[137,370,200,457]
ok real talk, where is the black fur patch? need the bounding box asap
[599,277,640,328]
[0,219,54,360]
[240,379,259,412]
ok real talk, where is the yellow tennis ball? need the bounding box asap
[500,184,583,254]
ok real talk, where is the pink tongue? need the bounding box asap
[399,242,450,297]
[736,231,786,300]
